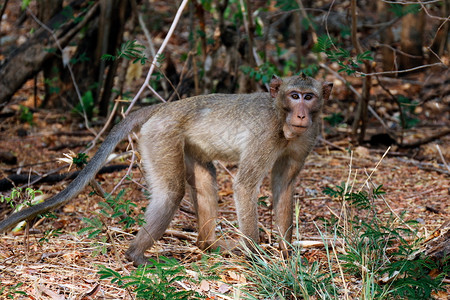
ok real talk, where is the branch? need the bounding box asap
[125,0,189,115]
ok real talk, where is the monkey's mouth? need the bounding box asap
[291,125,308,131]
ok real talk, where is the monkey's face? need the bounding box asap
[281,89,321,139]
[270,75,333,140]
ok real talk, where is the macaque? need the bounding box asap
[0,75,333,266]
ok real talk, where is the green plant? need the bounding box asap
[19,105,34,125]
[398,95,420,129]
[324,112,344,127]
[389,3,421,17]
[102,40,148,65]
[323,182,385,210]
[20,0,31,10]
[0,187,43,210]
[98,189,145,229]
[322,182,448,299]
[241,62,279,84]
[98,257,204,299]
[72,90,95,119]
[78,189,144,255]
[312,35,374,75]
[0,282,27,299]
[73,152,89,168]
[39,229,63,244]
[241,243,337,299]
[44,77,61,94]
[78,214,109,256]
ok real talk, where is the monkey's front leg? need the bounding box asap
[271,156,302,255]
[233,166,267,250]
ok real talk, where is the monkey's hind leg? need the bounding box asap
[125,176,186,265]
[125,136,186,266]
[185,157,219,251]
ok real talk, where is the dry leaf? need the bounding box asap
[199,280,210,292]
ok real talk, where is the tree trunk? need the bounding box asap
[37,0,63,108]
[0,1,99,108]
[377,1,395,72]
[58,0,131,116]
[399,10,425,70]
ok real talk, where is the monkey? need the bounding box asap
[0,75,333,266]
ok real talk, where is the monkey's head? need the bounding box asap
[270,75,333,140]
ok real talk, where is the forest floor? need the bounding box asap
[0,82,449,298]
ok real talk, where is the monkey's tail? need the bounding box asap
[0,105,158,233]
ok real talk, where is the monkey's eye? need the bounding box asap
[291,93,300,99]
[304,94,313,100]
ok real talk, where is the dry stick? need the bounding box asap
[318,137,346,152]
[87,0,182,150]
[26,5,99,136]
[375,76,402,142]
[138,12,156,59]
[358,146,390,193]
[109,135,138,196]
[324,0,338,51]
[105,228,134,299]
[350,0,372,143]
[295,0,318,43]
[167,51,195,102]
[319,63,391,133]
[436,144,450,173]
[362,167,417,233]
[356,62,446,76]
[85,99,120,152]
[125,0,189,116]
[137,10,172,98]
[239,0,257,67]
[240,0,270,90]
[83,0,189,197]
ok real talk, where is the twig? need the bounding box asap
[137,9,170,98]
[400,128,450,148]
[395,157,450,175]
[138,11,156,58]
[358,146,390,193]
[318,137,346,152]
[125,0,189,115]
[320,63,391,133]
[296,0,318,43]
[110,135,137,195]
[319,63,360,98]
[435,144,450,173]
[356,63,446,76]
[85,99,120,152]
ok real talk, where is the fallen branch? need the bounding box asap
[0,164,135,191]
[399,128,450,148]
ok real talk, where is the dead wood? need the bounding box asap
[0,164,133,191]
[399,128,450,149]
[423,219,450,261]
[0,0,99,107]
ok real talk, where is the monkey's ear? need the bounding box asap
[322,82,333,101]
[270,75,282,98]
